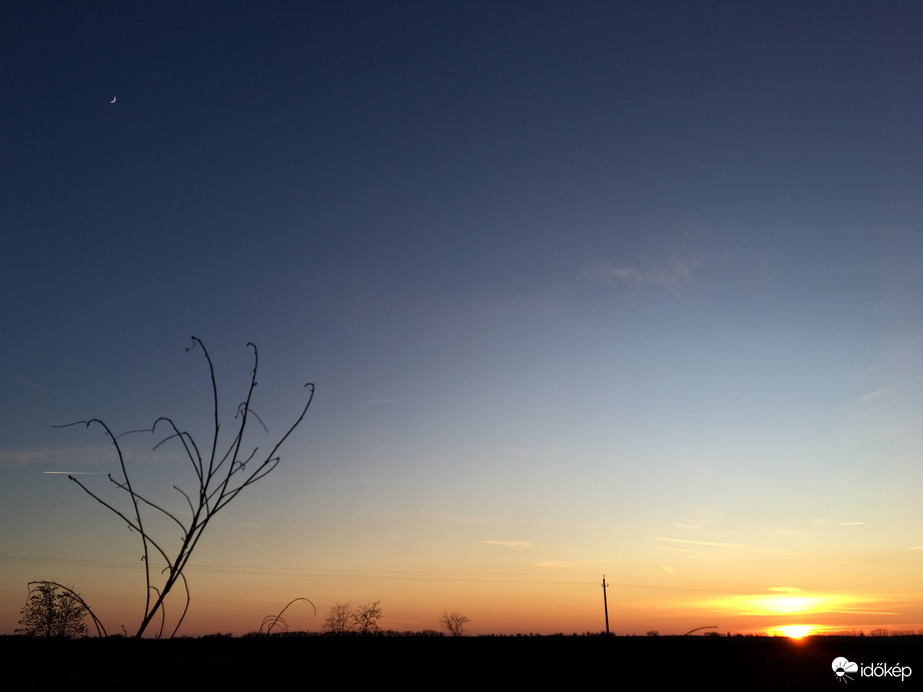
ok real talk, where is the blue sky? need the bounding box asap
[2,1,921,636]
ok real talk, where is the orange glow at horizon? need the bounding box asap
[682,589,911,637]
[695,591,844,617]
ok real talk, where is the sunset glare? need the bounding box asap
[779,625,812,639]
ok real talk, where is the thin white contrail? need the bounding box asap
[43,471,107,475]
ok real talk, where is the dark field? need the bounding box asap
[4,635,920,690]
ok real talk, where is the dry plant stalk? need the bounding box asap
[61,337,314,638]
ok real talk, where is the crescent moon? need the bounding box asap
[110,96,117,104]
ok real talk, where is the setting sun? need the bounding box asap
[780,625,811,639]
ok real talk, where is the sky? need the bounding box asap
[1,1,921,637]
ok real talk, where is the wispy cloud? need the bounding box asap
[584,257,703,294]
[851,385,899,408]
[482,540,533,550]
[304,476,437,485]
[813,518,865,528]
[492,446,566,457]
[674,522,702,531]
[398,510,500,525]
[845,384,903,425]
[1,372,63,398]
[0,445,112,468]
[673,520,713,533]
[656,537,746,550]
[763,527,803,537]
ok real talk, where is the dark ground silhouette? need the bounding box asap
[4,634,921,690]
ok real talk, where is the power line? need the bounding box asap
[0,553,786,593]
[0,554,589,584]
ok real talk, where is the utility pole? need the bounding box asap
[602,575,610,635]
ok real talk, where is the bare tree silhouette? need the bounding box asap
[352,601,382,634]
[324,601,382,634]
[16,581,102,638]
[60,337,314,638]
[324,602,353,634]
[439,610,470,637]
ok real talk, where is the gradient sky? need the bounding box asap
[2,1,921,637]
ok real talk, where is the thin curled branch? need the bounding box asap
[260,597,317,635]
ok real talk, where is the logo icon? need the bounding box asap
[832,657,858,683]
